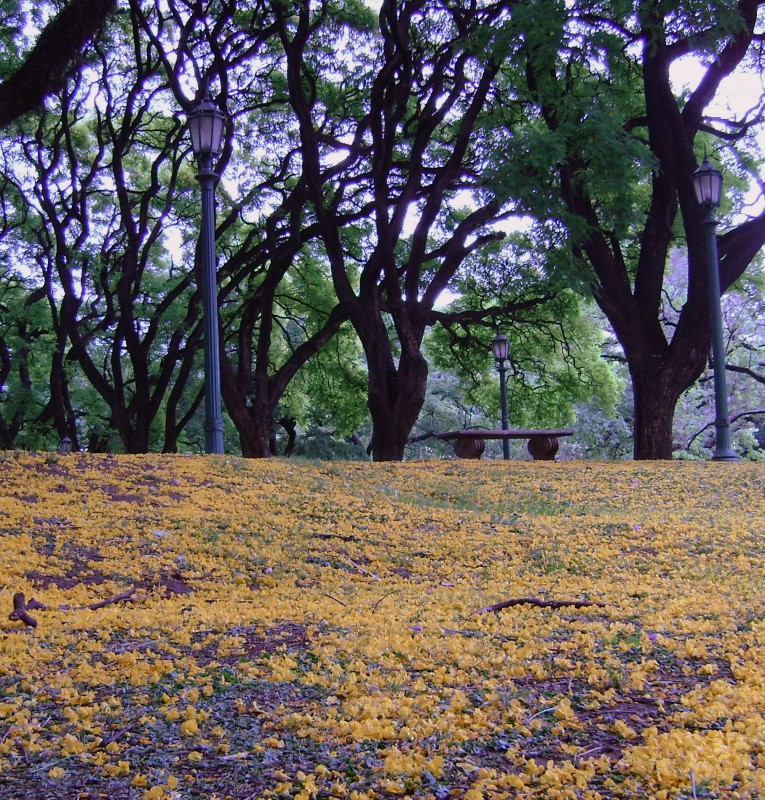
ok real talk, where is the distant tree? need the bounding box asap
[571,254,765,460]
[273,319,369,454]
[426,293,620,439]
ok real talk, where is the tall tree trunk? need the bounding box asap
[239,415,273,459]
[125,409,151,454]
[365,340,429,462]
[615,299,710,459]
[630,367,684,460]
[278,0,512,463]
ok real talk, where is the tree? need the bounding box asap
[499,0,765,458]
[421,231,621,436]
[428,292,621,433]
[131,0,368,457]
[280,0,557,460]
[0,7,206,452]
[10,0,763,462]
[570,253,765,460]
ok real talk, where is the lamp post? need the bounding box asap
[692,157,738,461]
[188,96,226,454]
[491,332,510,460]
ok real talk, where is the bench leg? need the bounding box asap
[452,438,486,459]
[527,436,559,461]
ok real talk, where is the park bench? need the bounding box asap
[436,429,574,460]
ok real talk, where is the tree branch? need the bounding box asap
[0,0,116,128]
[685,408,765,450]
[7,588,136,628]
[726,364,765,385]
[473,597,606,615]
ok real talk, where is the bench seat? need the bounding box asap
[436,429,574,460]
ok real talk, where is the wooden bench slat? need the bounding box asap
[436,429,574,440]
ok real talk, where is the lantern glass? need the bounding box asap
[188,99,226,158]
[692,159,723,209]
[491,332,509,362]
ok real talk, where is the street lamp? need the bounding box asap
[188,96,227,454]
[491,332,510,460]
[692,156,738,461]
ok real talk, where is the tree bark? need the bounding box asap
[365,339,429,462]
[630,367,685,460]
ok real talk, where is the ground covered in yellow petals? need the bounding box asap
[0,453,764,800]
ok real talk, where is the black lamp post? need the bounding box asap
[188,96,226,454]
[692,157,738,461]
[491,332,510,460]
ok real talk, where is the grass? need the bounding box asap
[0,452,763,799]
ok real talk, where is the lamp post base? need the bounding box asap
[712,452,739,461]
[712,421,738,462]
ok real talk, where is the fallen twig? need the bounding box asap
[344,558,382,582]
[81,588,136,610]
[370,590,400,613]
[98,727,131,748]
[321,593,347,607]
[8,588,136,627]
[55,587,136,611]
[440,627,479,636]
[473,597,606,615]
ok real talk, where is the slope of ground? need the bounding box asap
[0,453,763,799]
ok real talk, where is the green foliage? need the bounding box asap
[281,325,368,438]
[0,0,24,79]
[427,290,620,430]
[484,0,655,257]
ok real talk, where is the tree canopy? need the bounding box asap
[492,0,765,457]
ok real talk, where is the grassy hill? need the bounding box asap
[1,452,764,799]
